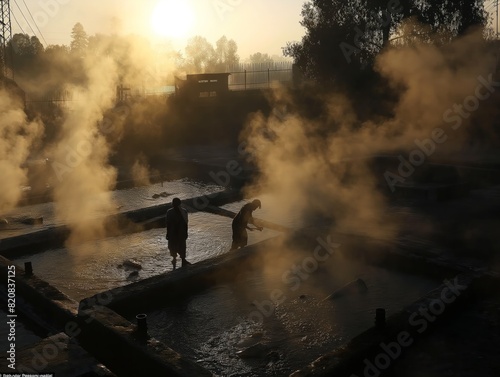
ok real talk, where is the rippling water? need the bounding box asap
[1,179,225,239]
[12,212,281,301]
[7,182,441,376]
[143,251,438,376]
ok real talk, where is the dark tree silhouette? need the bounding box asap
[405,0,487,37]
[214,36,239,70]
[184,35,239,73]
[284,0,487,88]
[249,52,274,64]
[70,22,88,57]
[184,36,216,73]
[7,34,44,74]
[283,1,373,89]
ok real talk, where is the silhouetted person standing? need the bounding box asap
[231,199,263,251]
[166,198,190,268]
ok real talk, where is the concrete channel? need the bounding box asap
[1,217,499,376]
[1,161,500,376]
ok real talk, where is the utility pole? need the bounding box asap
[0,0,12,78]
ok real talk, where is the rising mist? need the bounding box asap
[242,29,498,242]
[0,84,43,215]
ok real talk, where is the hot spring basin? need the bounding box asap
[12,211,280,301]
[136,250,438,377]
[1,179,224,240]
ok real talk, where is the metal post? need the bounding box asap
[375,308,386,328]
[268,68,270,88]
[24,262,33,276]
[244,69,247,90]
[0,0,13,78]
[136,313,148,334]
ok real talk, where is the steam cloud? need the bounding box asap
[0,87,43,215]
[49,54,119,248]
[243,29,497,240]
[42,34,177,248]
[131,153,154,186]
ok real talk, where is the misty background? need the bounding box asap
[1,0,500,257]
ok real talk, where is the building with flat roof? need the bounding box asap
[175,73,231,98]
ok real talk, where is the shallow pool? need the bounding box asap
[142,249,438,377]
[12,212,280,301]
[1,179,224,239]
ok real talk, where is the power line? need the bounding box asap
[21,0,47,46]
[12,0,37,36]
[12,0,43,45]
[11,7,26,34]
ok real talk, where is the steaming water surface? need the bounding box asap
[1,179,224,238]
[11,212,280,301]
[143,251,438,377]
[4,180,440,376]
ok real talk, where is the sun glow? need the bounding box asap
[151,0,195,39]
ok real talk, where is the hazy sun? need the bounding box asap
[151,0,195,39]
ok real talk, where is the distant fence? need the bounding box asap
[25,90,76,111]
[23,61,295,106]
[226,61,293,90]
[126,62,295,96]
[228,68,292,90]
[226,61,293,72]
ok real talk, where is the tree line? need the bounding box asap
[284,0,490,91]
[5,22,286,99]
[7,1,490,98]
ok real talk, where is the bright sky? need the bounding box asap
[11,0,307,58]
[11,1,500,59]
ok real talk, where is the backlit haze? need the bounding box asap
[11,0,306,58]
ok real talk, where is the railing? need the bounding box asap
[22,64,295,105]
[228,68,292,91]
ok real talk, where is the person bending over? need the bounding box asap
[230,199,263,251]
